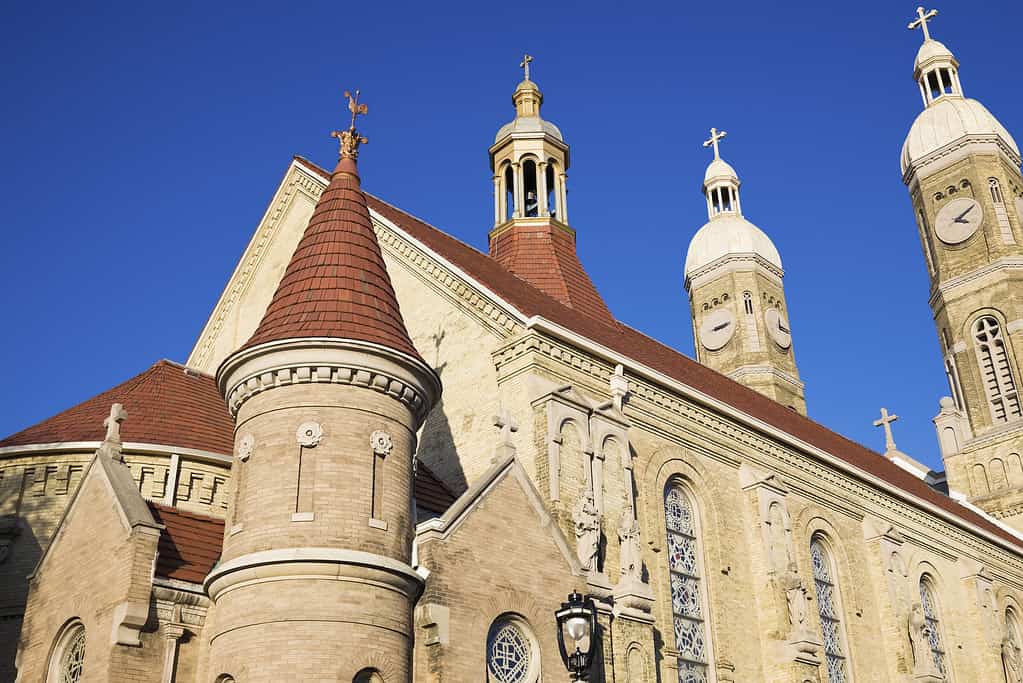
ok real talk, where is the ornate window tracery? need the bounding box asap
[664,482,711,683]
[973,316,1022,423]
[487,617,538,683]
[919,577,948,676]
[48,622,86,683]
[811,537,849,683]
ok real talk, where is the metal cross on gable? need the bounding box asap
[520,54,533,81]
[703,127,727,160]
[908,6,939,42]
[873,407,900,453]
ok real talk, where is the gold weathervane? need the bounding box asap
[331,90,369,160]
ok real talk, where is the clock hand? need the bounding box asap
[954,204,975,224]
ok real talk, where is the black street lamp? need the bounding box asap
[555,591,598,680]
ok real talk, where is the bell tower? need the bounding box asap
[205,92,441,681]
[684,129,806,414]
[900,8,1023,526]
[487,55,614,323]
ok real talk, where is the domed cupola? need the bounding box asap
[685,129,782,282]
[901,6,1021,178]
[684,129,806,414]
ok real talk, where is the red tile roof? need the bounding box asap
[415,460,458,516]
[148,502,224,583]
[490,223,614,324]
[244,156,421,361]
[292,157,1023,551]
[0,360,234,455]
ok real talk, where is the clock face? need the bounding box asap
[934,197,983,245]
[699,308,735,351]
[764,308,792,349]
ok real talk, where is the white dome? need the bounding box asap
[704,158,738,186]
[685,215,782,276]
[915,39,955,72]
[901,97,1020,174]
[494,116,564,143]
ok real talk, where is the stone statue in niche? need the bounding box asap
[617,506,642,583]
[909,602,941,677]
[573,492,601,572]
[781,562,810,637]
[1004,633,1023,683]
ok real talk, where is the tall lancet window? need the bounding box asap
[919,576,949,677]
[664,482,711,682]
[973,316,1022,422]
[811,537,849,683]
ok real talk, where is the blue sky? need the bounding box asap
[2,1,1020,471]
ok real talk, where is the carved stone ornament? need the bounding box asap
[237,434,255,462]
[909,602,941,678]
[296,422,323,448]
[573,493,601,572]
[370,430,393,456]
[1003,632,1023,683]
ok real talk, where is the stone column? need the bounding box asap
[537,162,549,216]
[493,175,502,226]
[158,620,186,683]
[861,518,914,680]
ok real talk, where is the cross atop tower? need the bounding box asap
[873,407,900,454]
[703,127,727,160]
[520,54,533,81]
[908,6,938,42]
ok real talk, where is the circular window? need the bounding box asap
[487,617,538,683]
[47,621,86,683]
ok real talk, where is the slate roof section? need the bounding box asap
[292,157,1023,551]
[148,502,225,584]
[243,156,422,361]
[490,223,614,324]
[0,360,234,455]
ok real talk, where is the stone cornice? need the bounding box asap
[685,252,784,291]
[218,337,441,423]
[493,320,1023,577]
[929,257,1023,310]
[0,441,232,464]
[726,365,804,391]
[204,548,423,602]
[904,134,1022,186]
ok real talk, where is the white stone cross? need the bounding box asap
[703,127,727,160]
[493,408,519,446]
[520,54,533,81]
[103,403,128,444]
[908,6,938,42]
[873,407,899,453]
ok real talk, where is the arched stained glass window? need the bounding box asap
[811,538,849,683]
[664,482,710,683]
[487,617,538,683]
[48,622,86,683]
[919,577,948,677]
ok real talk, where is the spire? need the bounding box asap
[701,128,742,220]
[243,90,422,360]
[906,6,963,106]
[512,53,544,119]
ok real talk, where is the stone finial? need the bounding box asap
[873,408,899,455]
[908,6,939,42]
[492,407,518,463]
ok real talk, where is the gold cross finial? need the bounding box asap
[908,6,938,42]
[703,127,727,160]
[520,54,533,81]
[331,89,369,160]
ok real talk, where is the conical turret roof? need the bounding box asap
[243,149,421,361]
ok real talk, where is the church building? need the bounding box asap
[4,7,1023,683]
